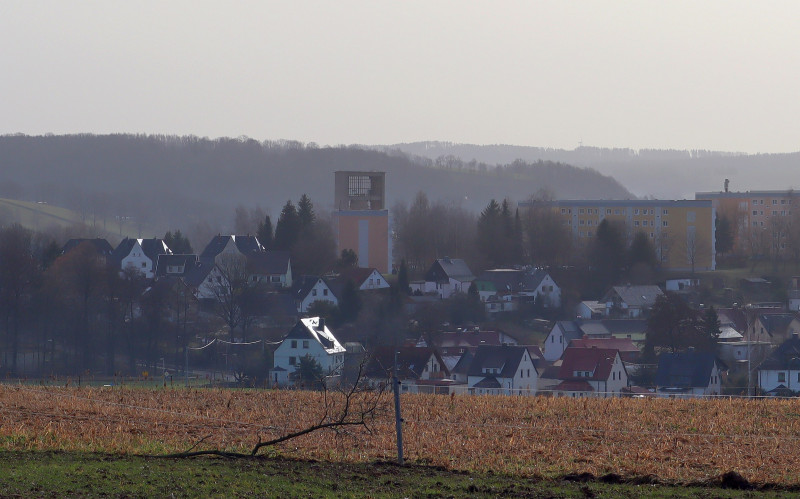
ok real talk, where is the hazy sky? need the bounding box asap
[1,1,798,153]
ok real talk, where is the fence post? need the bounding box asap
[393,350,404,466]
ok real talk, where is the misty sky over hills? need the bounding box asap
[1,2,799,155]
[385,143,800,199]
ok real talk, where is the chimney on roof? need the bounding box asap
[793,332,799,340]
[318,317,326,331]
[724,178,729,193]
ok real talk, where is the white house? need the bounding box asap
[112,238,171,279]
[521,269,561,308]
[272,317,346,386]
[200,234,264,264]
[543,321,583,361]
[413,258,475,299]
[477,268,562,309]
[551,347,628,398]
[183,261,229,300]
[294,276,338,313]
[334,267,390,291]
[576,300,605,319]
[248,251,293,288]
[789,291,800,312]
[465,345,538,395]
[601,285,664,318]
[757,333,800,395]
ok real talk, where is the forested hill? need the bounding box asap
[0,134,632,235]
[385,141,800,200]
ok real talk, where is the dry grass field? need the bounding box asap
[2,385,800,486]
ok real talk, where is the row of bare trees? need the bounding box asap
[715,203,800,271]
[0,225,201,377]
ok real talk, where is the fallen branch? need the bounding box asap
[152,357,388,459]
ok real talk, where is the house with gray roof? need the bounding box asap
[410,258,476,299]
[364,346,454,394]
[753,313,800,343]
[757,333,800,395]
[247,251,292,288]
[601,285,664,318]
[155,254,198,278]
[182,260,227,300]
[655,350,721,397]
[112,237,172,279]
[293,275,338,313]
[465,345,538,395]
[478,268,562,312]
[199,235,264,264]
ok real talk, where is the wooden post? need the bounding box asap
[392,350,404,465]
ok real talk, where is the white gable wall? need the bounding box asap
[588,353,628,397]
[273,336,344,377]
[299,280,338,312]
[758,368,800,394]
[533,274,561,308]
[196,266,228,300]
[120,241,155,279]
[543,324,569,361]
[358,270,390,290]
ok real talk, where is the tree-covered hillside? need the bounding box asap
[0,134,632,236]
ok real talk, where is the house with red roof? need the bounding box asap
[552,347,628,398]
[567,338,641,364]
[332,267,390,291]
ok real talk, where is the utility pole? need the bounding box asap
[185,345,189,388]
[392,350,404,466]
[744,303,756,397]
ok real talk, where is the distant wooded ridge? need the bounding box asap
[0,134,631,238]
[382,141,800,200]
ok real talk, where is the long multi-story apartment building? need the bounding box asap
[523,199,715,271]
[695,189,797,256]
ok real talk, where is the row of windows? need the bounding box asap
[564,208,669,216]
[753,199,792,205]
[290,340,310,349]
[518,369,532,378]
[752,210,791,217]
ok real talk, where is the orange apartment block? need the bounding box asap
[532,199,716,271]
[332,171,391,274]
[695,190,797,257]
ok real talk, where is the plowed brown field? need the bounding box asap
[1,385,799,485]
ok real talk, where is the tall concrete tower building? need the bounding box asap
[332,171,390,273]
